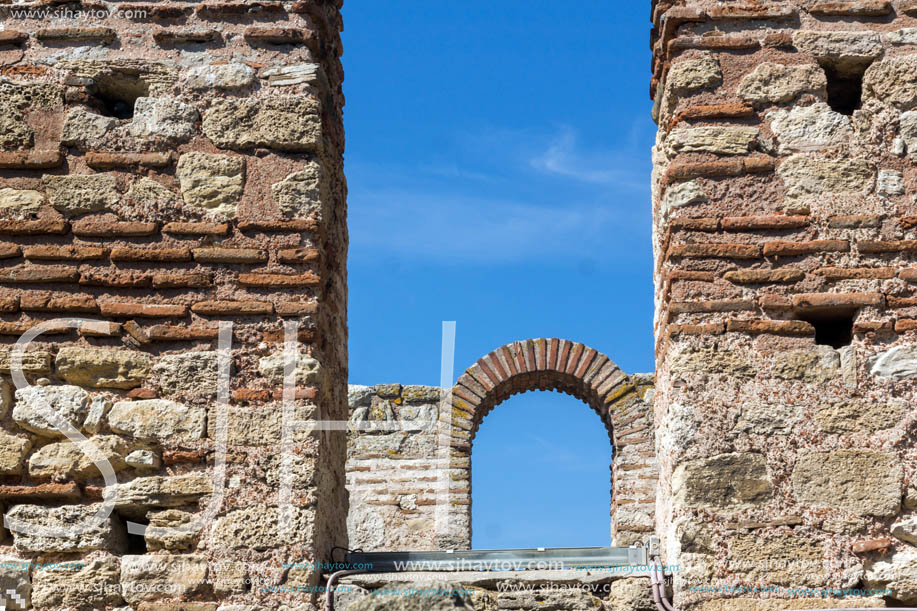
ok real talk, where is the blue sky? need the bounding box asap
[342,1,654,548]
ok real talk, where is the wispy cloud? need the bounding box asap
[529,126,647,190]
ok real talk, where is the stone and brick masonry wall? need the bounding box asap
[0,1,347,609]
[652,1,917,608]
[347,342,659,555]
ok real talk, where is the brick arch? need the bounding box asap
[440,339,657,549]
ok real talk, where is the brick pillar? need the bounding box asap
[0,0,347,608]
[652,2,917,608]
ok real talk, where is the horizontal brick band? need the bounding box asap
[79,269,151,288]
[152,272,213,289]
[85,151,172,169]
[668,322,725,337]
[809,0,891,15]
[191,301,274,316]
[99,302,188,318]
[792,292,883,309]
[36,27,116,42]
[669,243,761,259]
[72,221,159,238]
[21,293,98,313]
[722,216,808,232]
[110,248,192,263]
[0,150,63,169]
[162,222,229,236]
[193,248,267,264]
[763,240,849,257]
[238,273,320,288]
[815,267,896,280]
[0,265,79,284]
[0,220,69,235]
[724,269,804,284]
[858,240,917,254]
[148,325,220,341]
[670,299,756,314]
[23,245,107,261]
[726,319,815,336]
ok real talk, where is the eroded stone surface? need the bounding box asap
[153,351,219,400]
[55,348,152,389]
[864,55,917,110]
[108,399,206,443]
[864,549,917,604]
[129,97,198,142]
[816,399,908,433]
[767,102,851,153]
[737,63,826,105]
[176,152,245,218]
[116,473,212,509]
[31,555,123,609]
[258,352,321,385]
[793,450,902,517]
[185,63,255,90]
[120,554,208,604]
[673,452,772,510]
[271,163,326,218]
[42,174,120,216]
[211,505,313,551]
[13,384,90,436]
[28,435,130,480]
[0,187,43,215]
[0,431,30,475]
[202,96,322,152]
[664,127,760,157]
[7,503,125,553]
[871,345,917,378]
[793,31,882,67]
[777,155,874,199]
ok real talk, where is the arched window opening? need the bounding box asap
[471,390,612,549]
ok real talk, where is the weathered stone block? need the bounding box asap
[669,347,755,377]
[28,435,130,480]
[793,31,882,66]
[728,534,825,586]
[767,102,851,153]
[153,351,220,400]
[202,96,322,152]
[816,399,908,433]
[661,180,707,216]
[211,505,313,551]
[128,177,181,207]
[184,63,255,90]
[0,556,31,610]
[0,431,29,475]
[864,549,917,604]
[892,515,917,545]
[878,168,906,195]
[129,97,198,142]
[737,63,826,105]
[271,163,326,218]
[55,347,152,389]
[146,509,198,551]
[870,345,917,379]
[120,554,208,604]
[31,555,123,608]
[665,127,760,156]
[61,108,117,148]
[176,152,245,218]
[258,351,321,385]
[673,452,772,510]
[772,347,839,383]
[42,174,120,216]
[666,55,722,94]
[13,384,90,436]
[116,473,213,509]
[108,399,206,443]
[792,450,902,517]
[7,503,126,552]
[0,188,43,216]
[864,55,917,110]
[777,154,873,199]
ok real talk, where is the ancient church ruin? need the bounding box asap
[0,0,913,609]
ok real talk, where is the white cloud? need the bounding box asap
[529,126,647,190]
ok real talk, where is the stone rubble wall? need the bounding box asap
[0,1,348,609]
[651,1,917,608]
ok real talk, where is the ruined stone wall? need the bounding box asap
[0,0,347,609]
[651,1,917,608]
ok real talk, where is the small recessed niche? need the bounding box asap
[123,515,149,554]
[796,309,856,349]
[821,60,871,116]
[90,74,149,119]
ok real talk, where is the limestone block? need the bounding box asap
[665,56,722,94]
[349,401,396,434]
[176,152,245,218]
[661,180,707,216]
[126,449,160,470]
[0,431,30,475]
[0,188,43,215]
[185,63,255,90]
[210,405,314,446]
[28,435,130,479]
[120,554,208,604]
[870,344,917,378]
[767,102,851,153]
[7,503,126,553]
[888,28,917,46]
[211,505,313,551]
[127,177,181,207]
[816,399,908,433]
[0,103,32,150]
[793,450,902,517]
[777,155,873,199]
[84,396,111,435]
[31,555,123,608]
[402,385,441,402]
[664,127,760,156]
[737,63,827,105]
[61,108,118,147]
[892,515,917,545]
[42,174,119,216]
[672,452,772,510]
[734,403,800,435]
[668,347,755,377]
[13,384,90,436]
[0,350,51,376]
[265,452,315,488]
[495,589,599,611]
[263,62,321,86]
[146,509,197,551]
[728,534,826,586]
[772,346,840,382]
[0,556,31,611]
[698,600,886,610]
[258,352,321,385]
[202,96,322,152]
[878,169,906,195]
[129,97,198,142]
[108,399,206,443]
[864,55,917,110]
[348,385,374,408]
[152,351,219,400]
[116,473,213,509]
[55,347,152,389]
[793,31,882,66]
[271,163,326,217]
[864,549,917,604]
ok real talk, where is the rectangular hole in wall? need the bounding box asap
[821,60,871,116]
[796,308,856,349]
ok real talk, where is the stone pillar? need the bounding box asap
[0,0,346,608]
[652,2,917,608]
